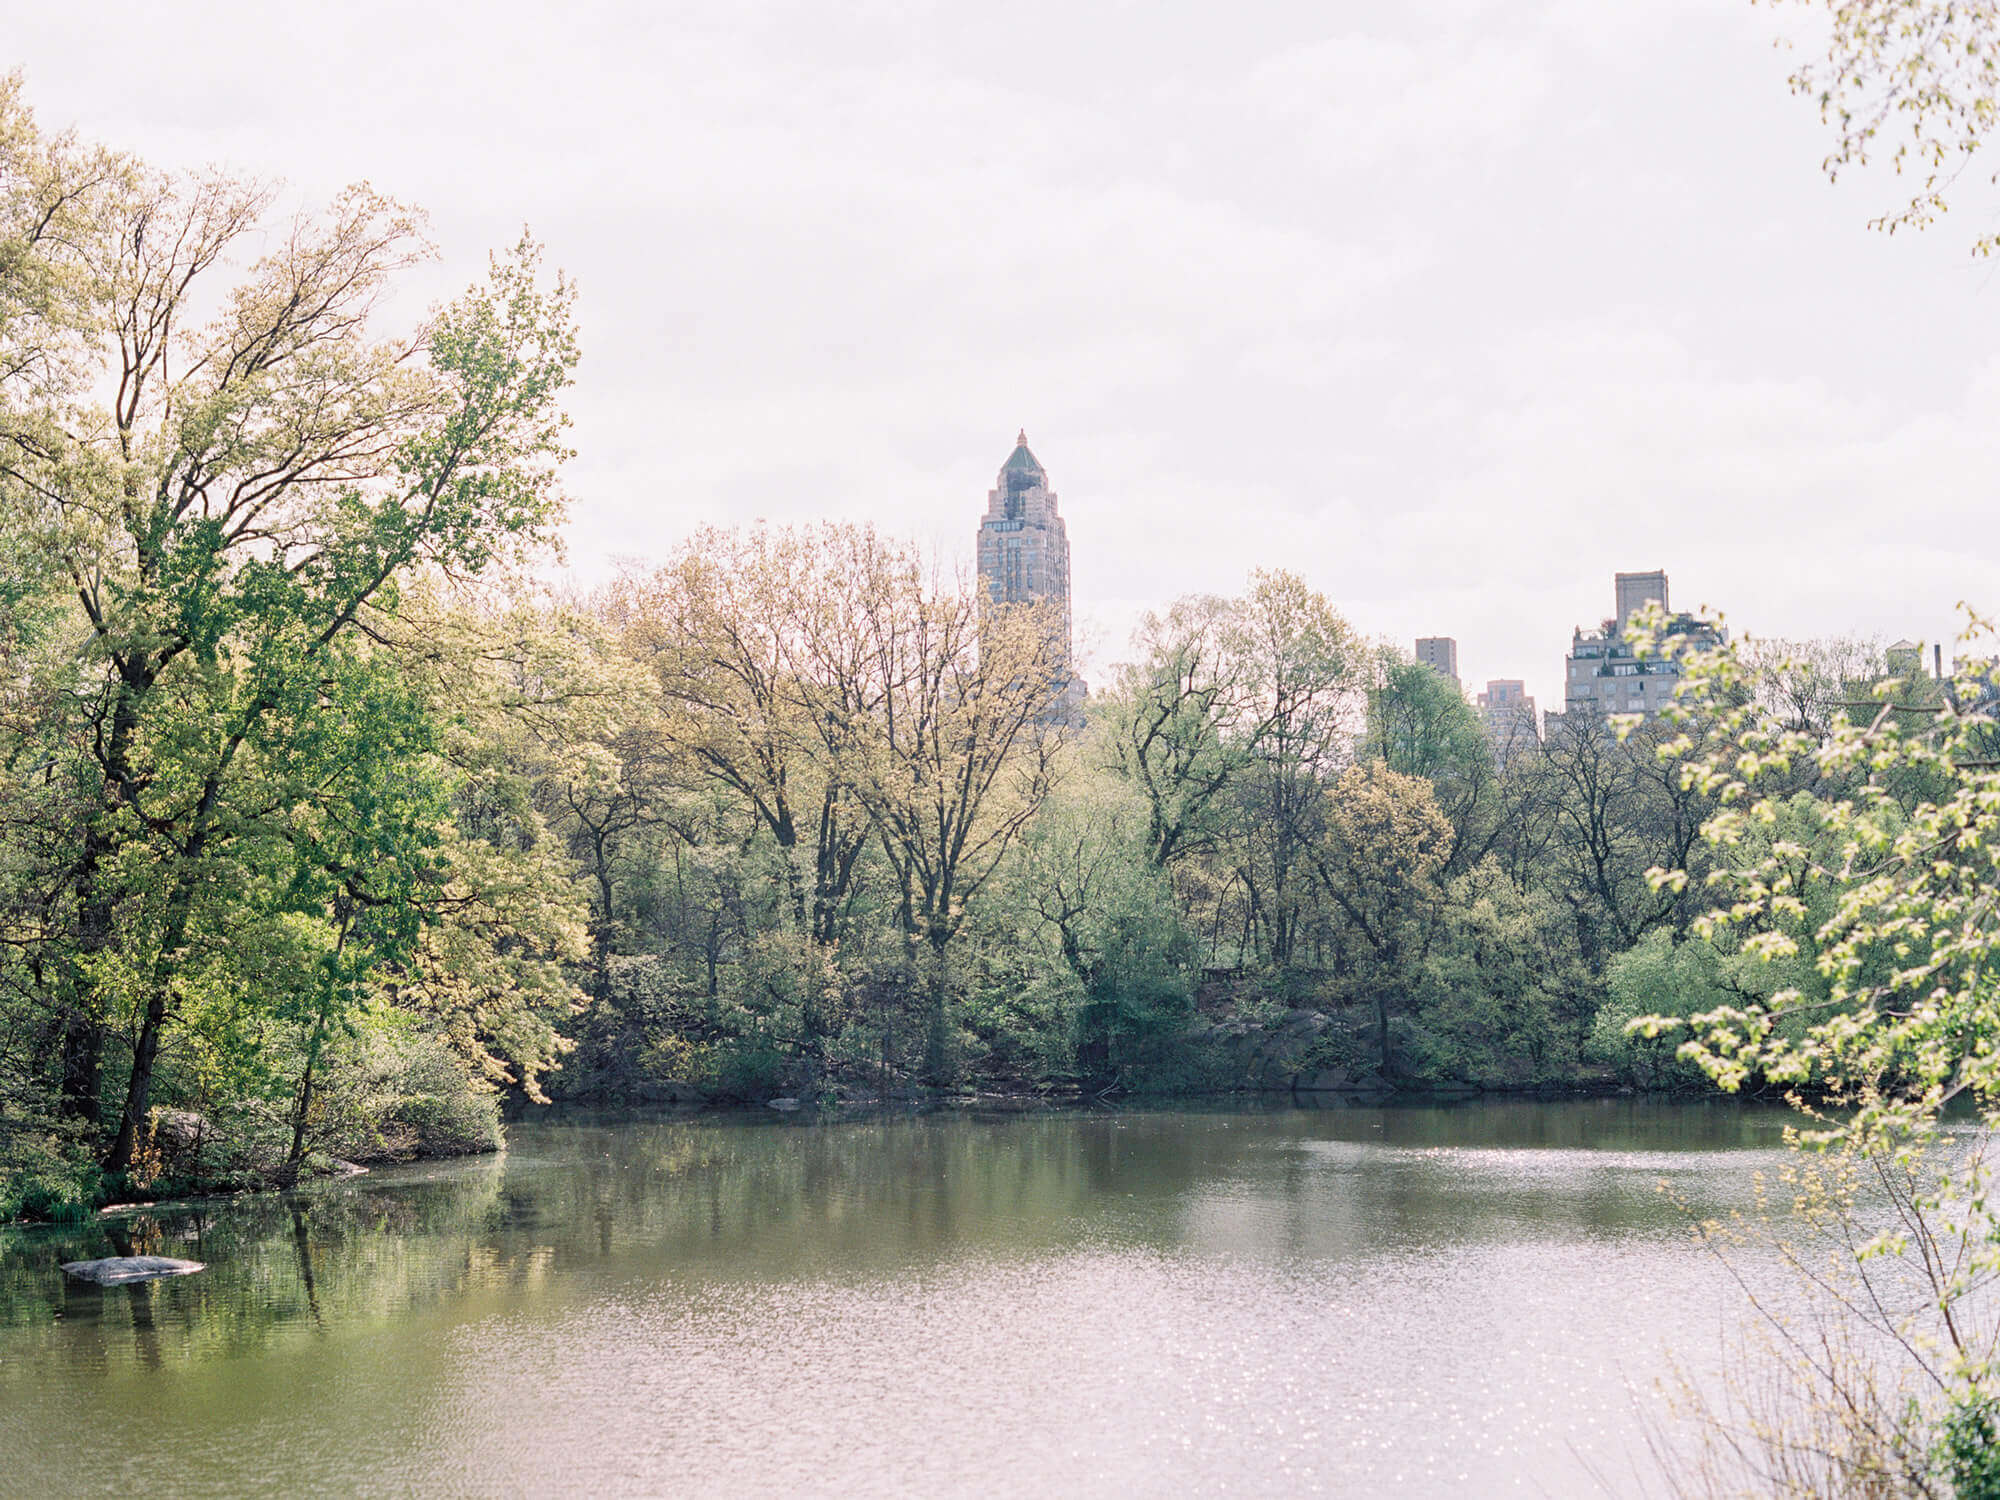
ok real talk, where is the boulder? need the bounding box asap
[765,1097,801,1112]
[148,1108,214,1150]
[61,1256,205,1286]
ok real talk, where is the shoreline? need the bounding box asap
[3,1083,1769,1228]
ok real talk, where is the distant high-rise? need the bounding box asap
[1476,679,1539,764]
[976,430,1080,707]
[1885,639,1925,677]
[1615,570,1670,630]
[1564,569,1725,721]
[1415,637,1459,685]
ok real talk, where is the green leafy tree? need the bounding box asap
[1227,569,1364,968]
[1362,648,1489,784]
[0,83,579,1171]
[1639,619,2000,1486]
[1097,593,1254,871]
[1311,762,1453,1073]
[1765,0,2000,252]
[1011,766,1190,1080]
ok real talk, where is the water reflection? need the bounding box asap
[1,1100,1795,1497]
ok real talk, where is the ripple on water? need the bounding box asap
[420,1239,1735,1497]
[0,1102,1795,1498]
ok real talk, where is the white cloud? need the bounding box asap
[1243,35,1551,173]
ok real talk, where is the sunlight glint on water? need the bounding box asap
[0,1101,1792,1497]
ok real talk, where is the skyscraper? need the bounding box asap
[976,430,1080,706]
[1563,569,1725,721]
[1476,678,1539,764]
[1614,570,1670,631]
[1415,637,1459,684]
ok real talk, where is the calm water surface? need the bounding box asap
[0,1100,1798,1497]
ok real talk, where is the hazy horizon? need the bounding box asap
[13,0,1999,709]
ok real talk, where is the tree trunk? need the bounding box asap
[921,925,954,1086]
[103,871,198,1175]
[287,1047,318,1171]
[62,660,158,1128]
[104,986,167,1175]
[288,1002,332,1171]
[590,828,616,1002]
[57,1011,102,1127]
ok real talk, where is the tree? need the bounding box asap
[1097,593,1253,870]
[1741,634,1886,739]
[834,552,1068,1080]
[1362,648,1488,784]
[1766,0,2000,253]
[0,81,579,1170]
[1227,569,1364,967]
[1416,866,1590,1084]
[1529,715,1711,963]
[1011,767,1189,1080]
[631,525,876,949]
[1638,614,2000,1491]
[1311,763,1453,1073]
[1362,645,1501,880]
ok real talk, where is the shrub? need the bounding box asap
[318,1030,502,1162]
[1593,931,1719,1090]
[1935,1393,2000,1500]
[0,1126,102,1223]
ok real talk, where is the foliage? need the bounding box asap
[0,81,584,1201]
[1363,647,1489,785]
[1935,1391,2000,1499]
[0,70,1827,1221]
[518,555,1758,1105]
[1096,593,1252,869]
[1416,867,1592,1085]
[1636,615,2000,1122]
[1764,0,2000,253]
[1626,612,2000,1491]
[1594,932,1726,1088]
[0,1122,99,1222]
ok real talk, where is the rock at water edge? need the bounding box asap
[61,1256,205,1285]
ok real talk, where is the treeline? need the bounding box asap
[533,543,1740,1111]
[0,83,1917,1219]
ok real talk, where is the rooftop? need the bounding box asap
[1001,429,1046,480]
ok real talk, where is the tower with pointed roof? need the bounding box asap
[976,430,1082,711]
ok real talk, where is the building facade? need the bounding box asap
[1614,570,1670,632]
[1476,678,1539,763]
[1563,569,1725,720]
[1885,639,1925,677]
[1415,636,1459,684]
[976,430,1081,708]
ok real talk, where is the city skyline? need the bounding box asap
[9,0,1996,715]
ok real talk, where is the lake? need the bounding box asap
[0,1099,1799,1497]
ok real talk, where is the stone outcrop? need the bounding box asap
[149,1109,215,1150]
[61,1256,205,1285]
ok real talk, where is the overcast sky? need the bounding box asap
[13,0,2000,709]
